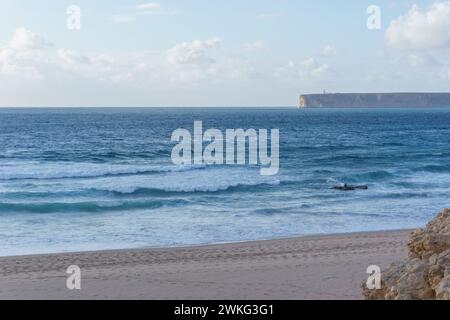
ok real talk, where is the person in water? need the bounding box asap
[334,183,368,191]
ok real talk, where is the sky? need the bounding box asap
[0,0,450,107]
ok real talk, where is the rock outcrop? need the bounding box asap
[363,209,450,300]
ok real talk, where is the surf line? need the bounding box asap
[171,121,279,176]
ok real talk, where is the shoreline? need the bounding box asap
[0,229,413,300]
[1,228,414,259]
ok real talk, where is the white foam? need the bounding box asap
[0,161,206,180]
[87,166,280,193]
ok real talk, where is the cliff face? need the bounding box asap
[299,93,450,108]
[363,209,450,300]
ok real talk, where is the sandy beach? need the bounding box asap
[0,230,412,300]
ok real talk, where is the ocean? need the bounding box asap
[1,107,449,256]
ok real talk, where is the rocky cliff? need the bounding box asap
[299,93,450,108]
[363,209,450,300]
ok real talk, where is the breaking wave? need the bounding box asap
[0,162,207,181]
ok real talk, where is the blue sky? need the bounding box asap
[0,0,449,106]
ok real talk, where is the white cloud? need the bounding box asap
[57,49,145,84]
[136,3,161,12]
[167,38,220,66]
[162,38,263,86]
[242,41,267,52]
[1,62,43,80]
[276,57,330,81]
[0,28,52,80]
[0,30,251,89]
[135,3,176,15]
[407,53,439,67]
[301,58,329,78]
[386,2,450,50]
[58,49,90,66]
[9,27,52,51]
[111,3,175,22]
[320,45,337,57]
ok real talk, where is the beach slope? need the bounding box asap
[0,230,410,300]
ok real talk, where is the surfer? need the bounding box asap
[333,183,368,191]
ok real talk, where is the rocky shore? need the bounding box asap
[363,209,450,300]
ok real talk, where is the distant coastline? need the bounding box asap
[299,93,450,108]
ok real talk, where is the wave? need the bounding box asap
[0,181,281,201]
[378,192,431,199]
[314,169,336,175]
[282,144,365,152]
[0,180,281,214]
[411,164,450,173]
[251,204,312,216]
[315,154,393,163]
[251,208,285,216]
[92,180,281,195]
[39,150,171,162]
[376,142,405,147]
[0,199,189,214]
[351,170,394,181]
[0,162,207,181]
[328,170,394,184]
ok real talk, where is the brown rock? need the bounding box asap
[436,275,450,300]
[363,209,450,300]
[408,209,450,260]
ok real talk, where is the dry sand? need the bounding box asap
[0,230,411,300]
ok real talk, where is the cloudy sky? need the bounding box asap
[1,0,450,107]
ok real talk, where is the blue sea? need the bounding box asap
[1,107,449,256]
